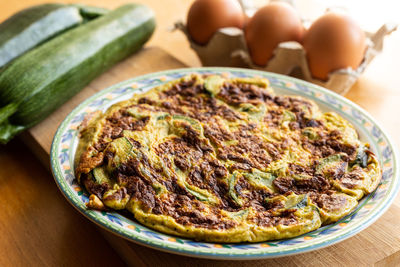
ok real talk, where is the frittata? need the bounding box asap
[74,74,381,242]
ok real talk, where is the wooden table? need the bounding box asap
[1,0,400,266]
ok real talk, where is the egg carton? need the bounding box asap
[175,22,397,95]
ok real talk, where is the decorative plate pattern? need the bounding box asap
[50,68,399,260]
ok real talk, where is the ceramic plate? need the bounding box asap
[50,68,399,260]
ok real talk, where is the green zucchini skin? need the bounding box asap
[0,4,83,68]
[0,4,155,144]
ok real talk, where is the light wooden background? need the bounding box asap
[1,0,400,266]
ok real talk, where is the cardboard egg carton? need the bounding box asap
[175,22,397,95]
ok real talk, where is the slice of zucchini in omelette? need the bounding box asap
[74,74,382,243]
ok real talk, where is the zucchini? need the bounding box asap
[239,103,266,121]
[106,137,134,169]
[204,75,224,96]
[0,4,155,144]
[172,114,203,133]
[294,195,308,209]
[184,182,210,202]
[73,4,109,20]
[284,193,308,209]
[229,172,243,206]
[183,181,218,204]
[0,3,108,69]
[92,166,111,185]
[351,146,368,168]
[315,154,343,175]
[227,209,249,220]
[243,170,276,189]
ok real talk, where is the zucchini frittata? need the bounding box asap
[75,74,381,242]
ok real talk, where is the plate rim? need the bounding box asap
[50,67,400,260]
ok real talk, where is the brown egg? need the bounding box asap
[187,0,245,45]
[245,2,304,66]
[303,12,366,81]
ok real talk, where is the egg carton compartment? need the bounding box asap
[175,22,396,95]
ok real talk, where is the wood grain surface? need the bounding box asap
[1,0,400,266]
[0,140,126,266]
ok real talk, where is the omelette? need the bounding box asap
[74,74,381,243]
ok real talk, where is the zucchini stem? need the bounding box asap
[73,4,109,19]
[0,119,25,144]
[0,102,18,124]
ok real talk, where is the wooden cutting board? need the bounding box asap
[21,46,400,266]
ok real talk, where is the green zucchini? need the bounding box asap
[106,137,134,169]
[229,172,243,206]
[92,166,111,185]
[227,209,249,220]
[0,3,108,69]
[315,154,343,175]
[204,75,224,96]
[0,4,155,144]
[172,114,203,133]
[184,183,210,202]
[243,170,276,189]
[351,146,368,168]
[294,195,308,209]
[74,4,109,20]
